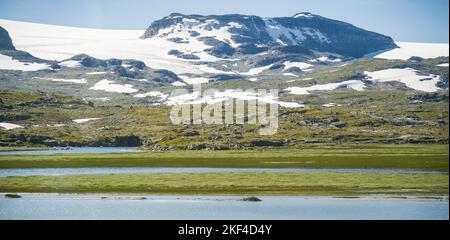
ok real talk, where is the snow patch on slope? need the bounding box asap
[365,68,441,92]
[0,54,51,71]
[33,77,87,84]
[73,118,101,124]
[286,68,443,95]
[165,89,303,108]
[179,75,210,85]
[59,60,82,68]
[172,81,187,86]
[85,71,108,75]
[310,56,342,63]
[286,80,366,95]
[134,91,169,100]
[154,19,242,48]
[89,79,138,93]
[0,122,24,130]
[240,64,274,76]
[283,61,313,70]
[264,20,330,45]
[83,97,110,102]
[293,13,314,18]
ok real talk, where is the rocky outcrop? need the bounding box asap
[113,135,142,147]
[248,140,285,147]
[0,26,15,50]
[168,49,200,60]
[185,143,230,150]
[408,93,449,103]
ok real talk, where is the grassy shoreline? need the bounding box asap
[0,147,49,152]
[0,172,448,196]
[0,144,448,171]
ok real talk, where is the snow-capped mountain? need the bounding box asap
[142,12,397,58]
[0,13,399,77]
[0,13,448,86]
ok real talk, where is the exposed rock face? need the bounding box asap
[185,143,230,150]
[63,54,181,83]
[142,12,397,58]
[69,54,109,68]
[168,49,200,60]
[0,26,15,50]
[113,135,142,147]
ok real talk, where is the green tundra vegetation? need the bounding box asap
[0,172,447,196]
[0,145,448,171]
[0,57,448,149]
[0,88,448,149]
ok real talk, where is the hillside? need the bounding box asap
[0,16,448,149]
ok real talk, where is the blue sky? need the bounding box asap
[0,0,448,43]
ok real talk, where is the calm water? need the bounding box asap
[0,167,444,177]
[0,195,448,220]
[1,147,447,220]
[0,147,138,155]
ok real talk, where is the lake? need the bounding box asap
[0,147,138,155]
[0,195,448,220]
[0,147,447,220]
[0,167,444,177]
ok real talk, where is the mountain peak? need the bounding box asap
[167,12,186,18]
[141,13,396,58]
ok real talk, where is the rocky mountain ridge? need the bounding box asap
[142,12,398,58]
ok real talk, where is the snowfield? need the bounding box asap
[85,71,109,75]
[286,68,443,95]
[374,42,449,60]
[33,77,87,84]
[286,80,366,95]
[0,122,24,130]
[83,97,111,102]
[310,56,342,63]
[171,81,187,86]
[178,75,210,85]
[73,118,101,124]
[0,19,227,75]
[89,79,138,93]
[240,64,274,76]
[322,103,341,108]
[165,89,303,108]
[283,73,297,77]
[365,68,441,92]
[283,61,313,71]
[59,60,82,68]
[134,91,169,100]
[0,53,51,71]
